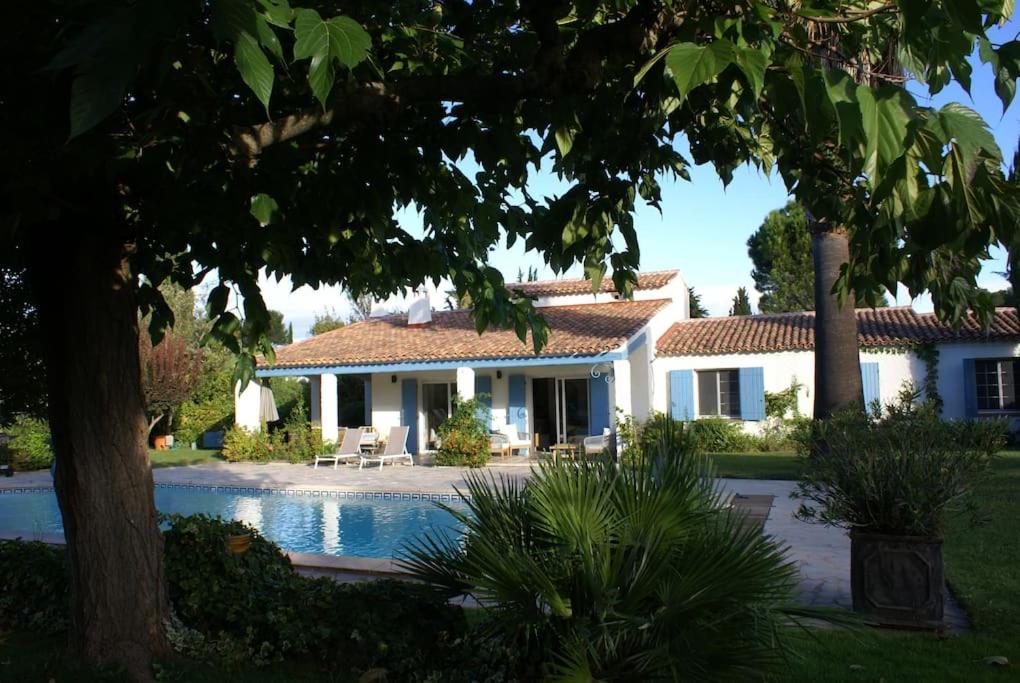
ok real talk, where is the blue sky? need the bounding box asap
[260,18,1020,337]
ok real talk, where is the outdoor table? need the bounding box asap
[550,442,579,464]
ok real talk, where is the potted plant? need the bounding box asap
[793,396,1003,629]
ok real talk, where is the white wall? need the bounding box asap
[936,341,1020,419]
[652,347,922,431]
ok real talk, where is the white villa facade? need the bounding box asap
[236,269,1020,450]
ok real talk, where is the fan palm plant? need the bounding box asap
[401,421,811,680]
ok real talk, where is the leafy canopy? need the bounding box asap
[10,0,1020,385]
[748,202,816,313]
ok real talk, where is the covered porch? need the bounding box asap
[238,354,648,457]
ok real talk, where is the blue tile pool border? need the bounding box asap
[0,483,470,502]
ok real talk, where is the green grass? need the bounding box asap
[783,452,1020,681]
[708,451,801,479]
[148,448,224,468]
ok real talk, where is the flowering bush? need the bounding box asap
[435,397,490,467]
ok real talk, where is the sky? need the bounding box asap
[253,18,1020,340]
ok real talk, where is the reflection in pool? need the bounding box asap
[0,486,467,559]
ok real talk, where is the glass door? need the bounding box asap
[555,378,589,443]
[422,382,454,448]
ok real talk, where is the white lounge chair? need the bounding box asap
[499,424,532,456]
[315,428,363,469]
[360,426,413,470]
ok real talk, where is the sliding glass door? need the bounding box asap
[422,382,454,448]
[555,378,589,444]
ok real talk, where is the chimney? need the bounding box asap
[407,286,432,327]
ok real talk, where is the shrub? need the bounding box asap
[221,425,273,462]
[794,399,1005,537]
[162,514,466,673]
[402,446,806,680]
[0,540,67,633]
[2,414,53,470]
[685,417,755,453]
[436,397,490,467]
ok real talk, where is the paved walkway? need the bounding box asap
[0,463,967,629]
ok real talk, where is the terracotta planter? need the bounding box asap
[226,533,252,556]
[153,435,169,450]
[850,529,944,630]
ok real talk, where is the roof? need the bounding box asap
[511,270,679,298]
[262,299,669,369]
[656,307,1020,357]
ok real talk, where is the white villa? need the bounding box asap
[236,269,1020,453]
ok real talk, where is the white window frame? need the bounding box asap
[975,359,1019,413]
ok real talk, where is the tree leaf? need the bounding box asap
[256,0,293,28]
[856,85,913,184]
[326,16,371,69]
[68,62,133,139]
[733,48,768,98]
[234,32,274,110]
[306,54,335,109]
[665,41,734,103]
[250,193,279,225]
[293,9,330,61]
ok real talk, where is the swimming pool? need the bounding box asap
[0,486,467,559]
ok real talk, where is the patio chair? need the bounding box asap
[314,428,363,470]
[583,433,609,456]
[498,424,532,456]
[360,426,413,470]
[489,433,511,459]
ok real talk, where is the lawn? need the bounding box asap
[148,448,223,468]
[709,451,801,479]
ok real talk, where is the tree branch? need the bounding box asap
[798,3,898,24]
[231,1,678,157]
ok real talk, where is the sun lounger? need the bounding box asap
[314,428,363,469]
[360,426,413,470]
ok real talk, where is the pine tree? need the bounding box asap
[729,287,752,316]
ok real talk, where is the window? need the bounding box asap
[975,359,1020,411]
[697,370,741,418]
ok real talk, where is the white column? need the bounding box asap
[234,380,262,432]
[612,359,632,454]
[309,376,322,427]
[320,373,339,443]
[456,366,476,401]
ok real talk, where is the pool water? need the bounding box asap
[0,487,466,559]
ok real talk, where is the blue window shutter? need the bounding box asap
[508,374,527,433]
[474,375,493,429]
[364,377,372,426]
[401,378,418,453]
[588,377,611,435]
[860,363,881,414]
[669,370,694,420]
[963,358,977,418]
[738,367,765,421]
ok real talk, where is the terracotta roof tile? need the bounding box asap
[262,299,669,369]
[511,270,679,298]
[656,307,1020,356]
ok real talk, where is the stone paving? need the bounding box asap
[0,462,968,629]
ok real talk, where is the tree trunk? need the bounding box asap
[28,234,169,680]
[811,224,864,419]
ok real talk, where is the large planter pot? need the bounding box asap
[850,529,944,630]
[153,435,169,450]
